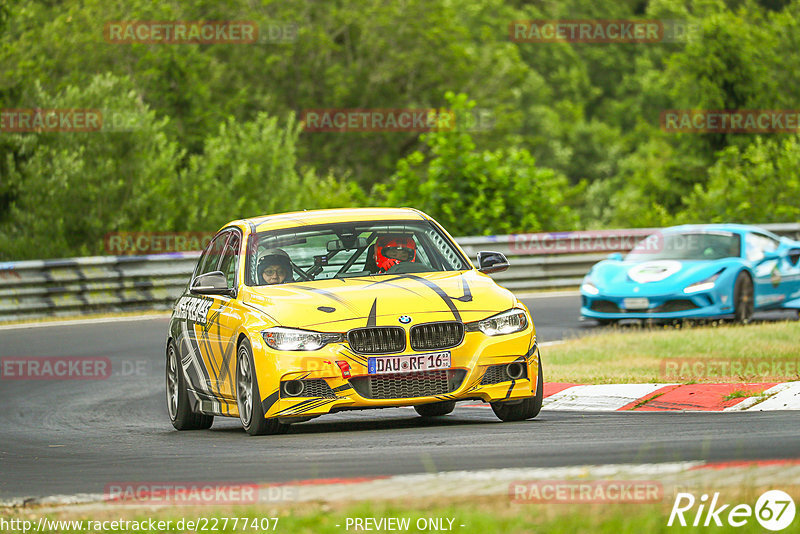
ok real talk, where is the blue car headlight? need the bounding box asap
[684,271,723,294]
[262,327,343,351]
[581,280,600,295]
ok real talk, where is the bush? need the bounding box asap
[679,136,800,224]
[376,93,577,236]
[0,74,183,260]
[179,112,362,232]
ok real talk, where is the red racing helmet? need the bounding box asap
[374,235,417,272]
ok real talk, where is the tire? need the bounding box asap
[236,338,288,436]
[733,272,754,324]
[491,356,544,422]
[595,319,616,326]
[166,340,213,430]
[414,400,456,417]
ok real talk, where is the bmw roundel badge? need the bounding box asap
[398,315,412,324]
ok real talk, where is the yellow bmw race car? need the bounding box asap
[166,208,542,435]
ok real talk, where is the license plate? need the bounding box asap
[623,297,649,310]
[368,351,451,375]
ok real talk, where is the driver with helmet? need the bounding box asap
[257,249,293,285]
[373,235,417,273]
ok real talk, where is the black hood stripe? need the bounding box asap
[452,275,472,302]
[292,285,360,314]
[363,274,461,322]
[366,299,377,327]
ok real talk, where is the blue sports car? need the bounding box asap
[580,224,800,323]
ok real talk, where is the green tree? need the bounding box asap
[180,112,361,232]
[0,73,183,260]
[377,94,577,236]
[679,136,800,223]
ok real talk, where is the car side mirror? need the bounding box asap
[762,250,780,262]
[607,252,624,261]
[477,251,509,274]
[191,271,234,297]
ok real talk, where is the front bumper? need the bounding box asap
[252,328,539,419]
[580,290,734,320]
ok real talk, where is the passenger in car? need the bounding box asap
[258,249,293,284]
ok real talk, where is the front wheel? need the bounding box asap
[166,340,213,430]
[236,338,288,436]
[733,272,754,324]
[491,356,544,422]
[414,400,456,417]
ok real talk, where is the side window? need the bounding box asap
[420,226,467,270]
[745,233,779,262]
[756,233,780,251]
[195,232,230,277]
[219,233,241,288]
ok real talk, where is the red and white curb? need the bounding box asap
[463,381,800,411]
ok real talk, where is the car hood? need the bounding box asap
[587,259,732,296]
[239,270,516,331]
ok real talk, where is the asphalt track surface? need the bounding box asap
[1,293,798,500]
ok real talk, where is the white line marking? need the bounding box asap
[0,313,171,331]
[739,381,800,411]
[723,383,794,411]
[543,384,671,411]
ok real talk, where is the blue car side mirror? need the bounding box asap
[607,252,623,261]
[761,250,780,262]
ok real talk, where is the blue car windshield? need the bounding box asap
[626,232,741,261]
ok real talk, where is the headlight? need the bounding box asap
[684,271,723,294]
[466,309,528,336]
[581,281,600,295]
[262,327,343,351]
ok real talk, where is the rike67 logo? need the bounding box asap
[669,490,796,531]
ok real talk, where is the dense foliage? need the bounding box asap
[1,0,798,259]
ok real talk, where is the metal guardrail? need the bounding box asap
[1,223,798,322]
[0,253,199,322]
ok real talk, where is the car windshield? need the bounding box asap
[245,220,470,286]
[626,231,741,261]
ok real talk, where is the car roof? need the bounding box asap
[661,223,778,237]
[226,207,430,234]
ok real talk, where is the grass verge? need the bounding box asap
[4,489,795,534]
[542,320,800,384]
